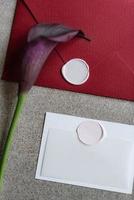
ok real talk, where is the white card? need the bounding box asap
[36,112,134,194]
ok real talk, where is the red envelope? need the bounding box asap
[2,0,134,100]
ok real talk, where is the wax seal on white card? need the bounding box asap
[61,58,89,85]
[36,113,134,194]
[77,121,104,145]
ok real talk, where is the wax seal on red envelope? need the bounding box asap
[61,59,89,85]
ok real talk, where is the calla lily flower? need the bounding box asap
[19,23,89,93]
[0,23,90,189]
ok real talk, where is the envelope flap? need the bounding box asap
[24,0,134,28]
[24,0,134,67]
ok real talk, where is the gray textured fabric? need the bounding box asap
[0,0,134,199]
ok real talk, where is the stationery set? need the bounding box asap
[1,0,134,194]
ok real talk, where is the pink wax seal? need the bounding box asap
[77,121,105,145]
[61,58,89,85]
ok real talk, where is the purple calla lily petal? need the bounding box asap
[19,38,57,93]
[28,24,85,42]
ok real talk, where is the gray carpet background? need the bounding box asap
[0,1,134,199]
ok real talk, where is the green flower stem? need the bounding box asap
[0,92,27,190]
